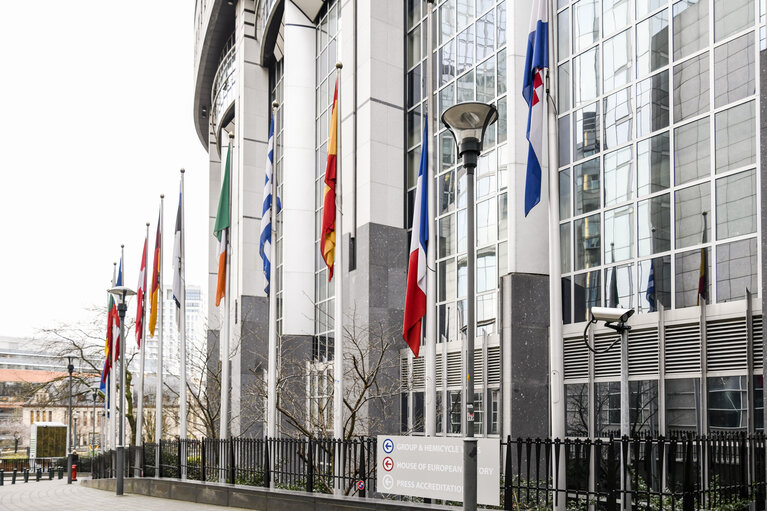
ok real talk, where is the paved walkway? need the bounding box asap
[0,477,230,511]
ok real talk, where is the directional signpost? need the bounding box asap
[376,435,500,506]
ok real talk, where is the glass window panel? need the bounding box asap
[674,117,710,185]
[675,182,711,249]
[637,0,666,18]
[439,258,457,301]
[497,1,507,47]
[477,198,498,245]
[457,257,467,299]
[497,96,507,143]
[574,102,601,160]
[605,263,634,308]
[477,247,497,293]
[716,238,758,302]
[665,378,701,435]
[498,144,508,190]
[715,0,754,42]
[603,87,633,149]
[604,206,634,262]
[637,132,670,196]
[562,276,573,324]
[603,29,632,93]
[498,193,508,241]
[440,131,456,172]
[639,256,671,312]
[497,49,507,95]
[407,108,422,150]
[708,376,748,431]
[477,0,493,14]
[638,193,671,256]
[407,0,420,30]
[715,101,756,173]
[673,52,709,122]
[716,168,757,239]
[604,0,631,34]
[407,26,421,70]
[457,0,473,29]
[604,147,633,206]
[477,10,495,61]
[558,63,571,112]
[457,167,467,209]
[476,56,496,103]
[558,9,570,61]
[457,70,475,102]
[574,269,602,321]
[560,168,572,219]
[407,147,420,190]
[498,240,508,276]
[457,25,474,75]
[629,380,660,436]
[637,71,670,136]
[575,158,601,214]
[439,302,458,343]
[401,393,409,433]
[637,9,669,78]
[755,376,764,431]
[440,83,456,117]
[574,47,600,105]
[574,0,600,52]
[439,214,455,258]
[439,38,456,86]
[439,170,455,214]
[673,0,709,60]
[449,390,462,433]
[566,383,589,437]
[457,208,467,253]
[440,0,456,44]
[675,247,710,307]
[407,65,422,110]
[559,115,571,167]
[575,213,602,270]
[413,392,425,432]
[477,150,497,199]
[714,32,756,108]
[561,222,572,273]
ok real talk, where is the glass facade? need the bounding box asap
[270,59,285,336]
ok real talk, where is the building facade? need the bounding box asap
[193,0,765,440]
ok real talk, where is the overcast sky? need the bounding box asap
[0,1,210,338]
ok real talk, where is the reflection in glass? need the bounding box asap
[561,222,572,273]
[603,87,633,149]
[449,390,462,433]
[755,376,763,431]
[639,256,671,312]
[477,150,497,198]
[715,101,756,173]
[439,38,456,86]
[574,158,601,214]
[476,10,495,61]
[457,69,474,102]
[574,103,601,160]
[558,63,571,113]
[675,248,710,307]
[566,383,589,437]
[674,118,710,185]
[456,25,474,75]
[595,381,621,437]
[604,147,633,206]
[708,376,747,431]
[497,1,507,46]
[497,96,507,143]
[673,52,709,122]
[477,247,497,293]
[714,0,754,41]
[675,182,710,249]
[714,33,755,107]
[440,0,456,44]
[498,193,508,241]
[603,0,631,34]
[477,198,498,246]
[638,0,666,17]
[439,171,455,214]
[562,276,573,324]
[457,208,466,253]
[665,378,701,435]
[630,380,659,436]
[407,65,422,110]
[637,10,669,78]
[476,56,496,103]
[574,0,600,52]
[559,115,571,167]
[603,30,632,93]
[716,238,758,302]
[560,168,571,219]
[558,9,570,61]
[438,214,455,258]
[575,214,601,270]
[498,241,508,276]
[716,168,757,239]
[413,391,425,432]
[407,108,422,150]
[407,25,421,70]
[457,0,473,28]
[497,49,507,95]
[439,302,457,343]
[440,131,455,171]
[605,263,634,308]
[604,206,634,263]
[457,257,467,298]
[637,132,670,196]
[438,259,457,301]
[638,194,671,256]
[637,71,669,137]
[574,47,600,105]
[673,0,709,60]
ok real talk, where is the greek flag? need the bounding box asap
[646,259,656,312]
[259,116,281,295]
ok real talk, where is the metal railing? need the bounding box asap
[0,457,65,472]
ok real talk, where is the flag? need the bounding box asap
[215,142,232,306]
[136,235,147,348]
[260,116,282,295]
[402,117,429,358]
[149,210,161,336]
[112,258,123,362]
[320,80,339,281]
[646,259,656,312]
[522,0,549,216]
[172,185,184,329]
[697,238,707,306]
[608,266,619,308]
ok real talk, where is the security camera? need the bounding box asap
[590,307,635,324]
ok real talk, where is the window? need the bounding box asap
[489,389,499,435]
[449,390,462,434]
[665,378,701,435]
[708,376,747,431]
[566,383,588,437]
[595,381,621,436]
[629,380,659,436]
[473,391,484,435]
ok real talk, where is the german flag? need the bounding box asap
[320,80,339,281]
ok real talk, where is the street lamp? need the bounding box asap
[66,356,75,484]
[441,101,497,511]
[108,284,135,496]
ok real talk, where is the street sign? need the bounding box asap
[357,480,365,491]
[376,435,499,506]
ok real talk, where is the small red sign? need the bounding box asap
[382,456,394,472]
[357,480,365,491]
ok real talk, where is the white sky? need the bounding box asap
[0,1,210,338]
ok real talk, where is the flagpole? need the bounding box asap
[333,61,344,492]
[179,169,188,478]
[135,222,149,473]
[267,102,279,442]
[110,262,118,454]
[220,134,233,449]
[155,195,164,477]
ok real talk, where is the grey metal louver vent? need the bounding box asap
[487,346,500,385]
[707,318,747,371]
[594,332,620,378]
[665,323,700,374]
[753,316,763,371]
[400,357,409,390]
[436,355,444,386]
[413,357,425,388]
[564,336,588,380]
[447,351,462,386]
[628,328,659,375]
[474,349,483,383]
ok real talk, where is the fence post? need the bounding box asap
[306,438,314,493]
[11,468,16,484]
[0,469,3,486]
[177,440,182,479]
[739,432,748,501]
[229,438,236,485]
[264,438,271,488]
[682,438,693,511]
[358,440,366,498]
[606,436,616,511]
[504,436,512,510]
[201,439,206,482]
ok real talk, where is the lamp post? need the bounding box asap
[108,284,136,496]
[66,356,74,484]
[92,388,98,457]
[441,101,497,511]
[73,414,78,449]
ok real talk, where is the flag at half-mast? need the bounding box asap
[215,141,232,306]
[320,80,339,281]
[149,209,161,336]
[402,116,429,358]
[172,184,184,329]
[260,116,282,295]
[697,215,708,306]
[522,0,549,216]
[136,234,147,348]
[101,263,118,387]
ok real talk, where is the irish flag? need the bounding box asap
[320,80,339,281]
[214,141,232,306]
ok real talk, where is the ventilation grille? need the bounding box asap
[447,351,462,386]
[487,346,500,385]
[412,357,425,388]
[706,318,747,371]
[564,336,588,380]
[628,328,659,375]
[594,332,620,378]
[753,316,763,371]
[665,323,701,374]
[436,355,444,386]
[473,349,483,383]
[400,357,409,390]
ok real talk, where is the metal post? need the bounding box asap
[155,194,165,478]
[117,287,127,496]
[92,390,97,458]
[67,357,74,484]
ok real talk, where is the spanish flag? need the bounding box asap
[149,209,161,336]
[214,141,232,306]
[320,80,339,281]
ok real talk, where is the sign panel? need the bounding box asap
[376,435,500,506]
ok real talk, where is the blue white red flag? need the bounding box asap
[260,115,282,295]
[522,0,549,216]
[646,259,656,312]
[402,116,429,358]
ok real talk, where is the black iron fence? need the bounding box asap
[91,433,767,510]
[0,457,66,472]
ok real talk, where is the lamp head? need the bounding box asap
[107,285,136,305]
[441,102,498,162]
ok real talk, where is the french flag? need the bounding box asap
[522,0,549,216]
[403,117,429,358]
